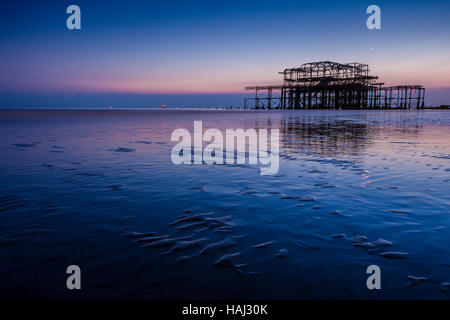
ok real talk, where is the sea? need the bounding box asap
[0,109,449,299]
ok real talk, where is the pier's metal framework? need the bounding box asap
[245,61,425,109]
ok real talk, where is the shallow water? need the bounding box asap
[0,109,449,299]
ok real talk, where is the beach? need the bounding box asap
[0,109,449,299]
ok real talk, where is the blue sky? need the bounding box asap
[0,0,449,107]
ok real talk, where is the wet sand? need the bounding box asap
[0,109,449,299]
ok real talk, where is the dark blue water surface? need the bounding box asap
[0,109,449,299]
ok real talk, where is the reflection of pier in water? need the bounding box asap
[279,117,422,157]
[280,120,372,156]
[252,114,423,158]
[245,61,425,110]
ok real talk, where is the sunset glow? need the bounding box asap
[1,0,449,106]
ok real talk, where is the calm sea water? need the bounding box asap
[0,109,449,299]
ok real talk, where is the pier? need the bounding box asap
[245,61,425,109]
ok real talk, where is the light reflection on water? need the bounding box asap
[0,109,449,299]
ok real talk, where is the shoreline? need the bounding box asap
[0,107,448,111]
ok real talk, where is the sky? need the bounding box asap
[0,0,449,107]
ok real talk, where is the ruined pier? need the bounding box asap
[245,61,425,109]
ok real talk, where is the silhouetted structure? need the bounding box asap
[245,61,425,109]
